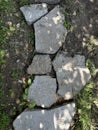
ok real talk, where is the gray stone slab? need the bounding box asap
[53,52,86,71]
[27,55,52,74]
[28,76,57,108]
[34,6,67,54]
[13,103,76,130]
[20,3,48,25]
[56,67,91,100]
[35,0,63,4]
[53,52,91,100]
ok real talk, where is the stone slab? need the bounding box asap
[27,55,52,74]
[20,3,48,25]
[13,103,76,130]
[53,52,86,71]
[53,52,91,100]
[34,6,67,54]
[56,67,91,100]
[28,76,57,108]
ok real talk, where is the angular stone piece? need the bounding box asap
[34,6,67,54]
[13,103,76,130]
[27,55,52,74]
[28,76,57,108]
[20,3,48,25]
[35,0,63,4]
[53,52,91,100]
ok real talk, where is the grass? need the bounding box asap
[0,89,4,98]
[0,22,8,47]
[62,7,73,31]
[0,0,20,129]
[75,51,96,130]
[20,76,36,109]
[11,69,19,80]
[19,0,35,6]
[76,7,84,15]
[0,0,16,46]
[0,49,6,78]
[0,112,10,130]
[75,33,96,130]
[86,59,96,75]
[75,81,94,130]
[0,0,35,129]
[63,20,72,30]
[75,58,95,130]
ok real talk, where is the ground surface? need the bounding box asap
[0,0,98,130]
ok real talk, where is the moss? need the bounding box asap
[0,112,10,130]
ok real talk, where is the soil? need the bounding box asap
[0,0,98,130]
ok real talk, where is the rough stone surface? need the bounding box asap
[28,76,57,108]
[27,55,52,74]
[13,103,76,130]
[34,6,67,54]
[20,3,48,25]
[53,52,86,70]
[53,52,91,100]
[35,0,63,4]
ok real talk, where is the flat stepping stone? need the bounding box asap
[13,103,76,130]
[35,0,63,4]
[27,55,52,74]
[34,6,67,54]
[20,3,48,25]
[27,76,57,108]
[53,53,86,69]
[53,52,91,100]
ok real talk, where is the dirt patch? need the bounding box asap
[0,1,34,129]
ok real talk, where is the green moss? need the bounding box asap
[63,20,72,30]
[0,20,9,46]
[11,69,19,80]
[86,59,95,75]
[0,112,10,130]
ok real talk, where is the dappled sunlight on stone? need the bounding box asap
[41,104,45,108]
[13,103,76,130]
[9,1,97,129]
[41,110,45,114]
[52,12,62,24]
[17,115,21,119]
[53,51,91,99]
[34,5,67,54]
[40,123,43,129]
[64,92,72,100]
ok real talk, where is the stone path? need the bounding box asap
[13,1,91,130]
[13,103,75,130]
